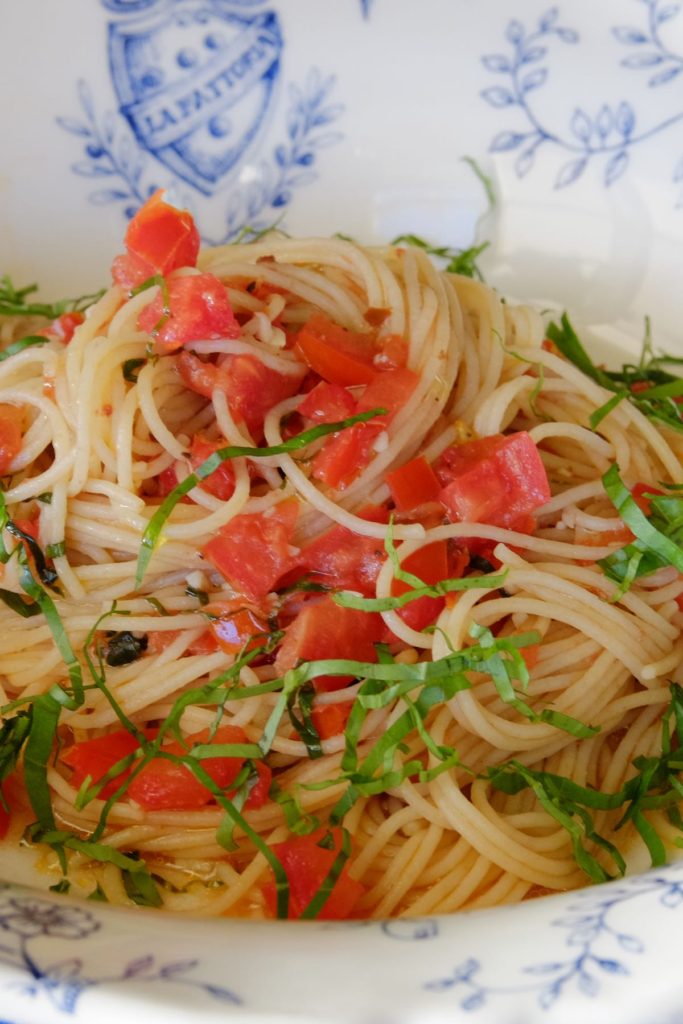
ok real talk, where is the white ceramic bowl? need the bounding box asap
[2,2,683,1022]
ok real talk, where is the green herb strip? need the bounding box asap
[0,274,103,319]
[135,407,386,586]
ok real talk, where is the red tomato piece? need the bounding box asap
[138,273,239,354]
[386,455,441,513]
[392,540,451,631]
[127,725,255,811]
[298,381,356,424]
[295,313,376,386]
[202,500,301,602]
[299,513,387,596]
[437,432,551,529]
[0,783,11,839]
[262,827,364,920]
[206,599,270,654]
[374,333,408,370]
[62,729,141,799]
[311,702,352,739]
[275,596,384,691]
[630,482,664,517]
[112,190,200,289]
[310,421,384,490]
[177,350,304,440]
[189,433,236,501]
[0,405,23,476]
[37,311,84,345]
[358,367,418,419]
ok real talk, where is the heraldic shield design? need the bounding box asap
[108,0,283,195]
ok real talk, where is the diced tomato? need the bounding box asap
[311,421,384,490]
[630,482,665,516]
[295,313,376,386]
[62,729,141,799]
[262,827,364,920]
[299,510,388,596]
[298,381,356,425]
[154,463,181,498]
[202,500,301,602]
[206,599,270,654]
[374,333,408,370]
[276,596,384,691]
[177,350,304,440]
[12,515,39,543]
[437,432,551,529]
[112,190,200,290]
[189,433,235,501]
[0,783,11,839]
[520,643,540,671]
[392,540,452,631]
[358,366,418,419]
[311,702,352,739]
[37,311,84,345]
[0,404,23,476]
[386,455,441,513]
[127,724,264,811]
[147,627,220,656]
[138,273,240,354]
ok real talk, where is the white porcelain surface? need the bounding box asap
[2,1,683,1021]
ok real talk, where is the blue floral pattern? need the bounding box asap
[481,2,683,195]
[0,885,240,1017]
[423,864,683,1014]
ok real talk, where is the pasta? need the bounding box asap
[1,192,683,920]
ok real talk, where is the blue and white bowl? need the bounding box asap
[2,2,683,1021]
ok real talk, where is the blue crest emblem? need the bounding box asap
[108,1,282,194]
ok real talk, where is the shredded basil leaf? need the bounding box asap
[0,275,103,318]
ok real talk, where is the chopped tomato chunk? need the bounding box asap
[262,827,364,920]
[276,596,384,691]
[202,500,301,602]
[630,482,665,516]
[138,273,239,354]
[298,381,356,424]
[62,729,141,799]
[0,404,23,476]
[37,311,84,345]
[189,433,236,501]
[206,599,270,654]
[386,455,441,513]
[311,702,352,739]
[127,724,265,811]
[177,349,304,440]
[311,421,384,490]
[112,190,200,289]
[295,313,376,386]
[358,366,418,418]
[392,540,451,631]
[437,432,551,529]
[299,511,387,596]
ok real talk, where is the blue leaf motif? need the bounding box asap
[520,45,547,64]
[567,924,600,944]
[203,984,242,1004]
[578,972,600,997]
[505,19,525,44]
[596,105,613,138]
[556,27,579,43]
[649,65,683,86]
[673,156,683,182]
[570,108,593,143]
[539,984,561,1010]
[656,3,681,23]
[482,53,512,73]
[612,26,649,44]
[123,955,154,978]
[617,932,645,953]
[622,52,664,68]
[604,150,629,186]
[521,68,547,93]
[615,102,636,137]
[55,117,91,138]
[515,147,537,177]
[490,131,526,152]
[596,958,629,975]
[539,7,559,32]
[555,157,587,188]
[522,962,566,975]
[159,959,198,977]
[462,993,486,1011]
[661,886,683,908]
[481,86,516,108]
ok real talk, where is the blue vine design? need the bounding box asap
[0,886,241,1016]
[57,67,343,239]
[481,4,683,193]
[423,866,683,1013]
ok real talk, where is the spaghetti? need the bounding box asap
[0,192,683,919]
